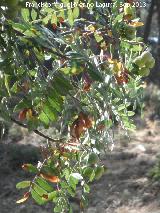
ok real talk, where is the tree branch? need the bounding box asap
[10,117,64,143]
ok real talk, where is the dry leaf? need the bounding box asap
[40,174,60,183]
[128,22,144,27]
[16,192,30,204]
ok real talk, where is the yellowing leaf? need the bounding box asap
[26,109,33,119]
[108,59,123,73]
[128,22,144,27]
[108,58,117,64]
[107,30,112,37]
[16,192,30,204]
[88,25,96,32]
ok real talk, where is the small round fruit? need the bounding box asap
[133,56,144,68]
[95,166,104,180]
[138,67,150,77]
[87,153,99,165]
[141,51,153,63]
[146,57,155,69]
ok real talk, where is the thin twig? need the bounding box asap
[10,117,64,143]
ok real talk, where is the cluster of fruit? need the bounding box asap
[133,51,155,77]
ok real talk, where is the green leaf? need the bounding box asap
[16,181,31,189]
[36,177,53,193]
[51,13,57,24]
[14,99,31,112]
[43,101,58,122]
[122,111,135,117]
[33,183,47,197]
[53,74,73,96]
[113,14,123,25]
[67,186,76,197]
[39,111,50,126]
[131,45,143,52]
[59,10,65,19]
[23,164,39,173]
[31,9,37,21]
[94,33,103,43]
[60,67,72,74]
[83,167,95,182]
[48,87,63,111]
[10,82,18,93]
[105,119,113,128]
[10,22,29,33]
[4,74,11,96]
[83,184,90,193]
[69,175,78,191]
[23,29,37,37]
[21,8,30,22]
[81,194,88,208]
[127,111,135,116]
[88,62,103,82]
[73,7,80,19]
[31,189,45,205]
[48,191,57,201]
[68,9,74,26]
[48,97,62,112]
[43,15,51,25]
[27,118,39,132]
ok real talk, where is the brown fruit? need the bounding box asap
[18,109,28,121]
[70,112,93,139]
[115,70,129,85]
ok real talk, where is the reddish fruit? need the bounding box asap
[84,115,93,129]
[71,119,86,139]
[70,112,93,139]
[18,109,28,121]
[115,70,129,85]
[83,82,91,91]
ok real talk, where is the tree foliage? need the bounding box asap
[0,0,155,212]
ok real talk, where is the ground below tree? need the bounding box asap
[1,120,160,213]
